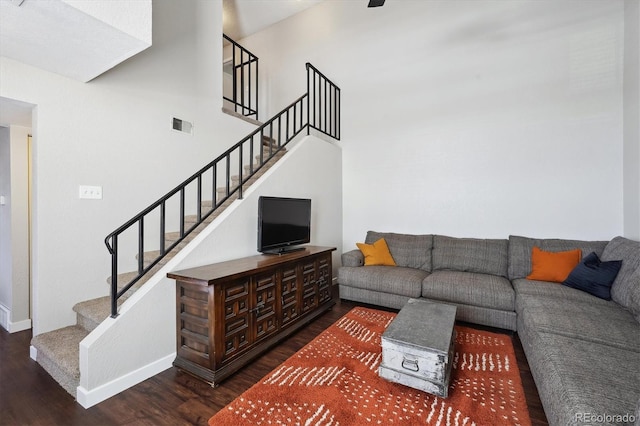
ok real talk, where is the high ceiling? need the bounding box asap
[223,0,325,41]
[0,0,327,128]
[0,0,152,83]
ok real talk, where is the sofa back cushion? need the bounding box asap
[432,235,509,277]
[508,235,608,280]
[365,231,433,271]
[602,236,640,318]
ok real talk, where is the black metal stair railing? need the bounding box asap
[223,34,259,119]
[307,63,340,140]
[104,63,340,318]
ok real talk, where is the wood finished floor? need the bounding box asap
[0,296,548,426]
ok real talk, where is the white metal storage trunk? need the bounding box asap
[379,299,457,398]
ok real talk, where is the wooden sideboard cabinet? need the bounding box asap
[167,246,336,385]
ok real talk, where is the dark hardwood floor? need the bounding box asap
[0,295,548,425]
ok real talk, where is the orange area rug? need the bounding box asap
[209,306,531,426]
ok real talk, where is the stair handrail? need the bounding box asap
[104,63,340,318]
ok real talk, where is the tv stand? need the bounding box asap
[167,246,336,386]
[262,246,306,255]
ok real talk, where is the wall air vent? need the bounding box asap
[172,117,193,135]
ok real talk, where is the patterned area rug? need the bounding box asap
[209,307,531,426]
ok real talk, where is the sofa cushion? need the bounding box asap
[422,270,515,311]
[517,295,640,352]
[508,235,608,280]
[365,231,433,271]
[602,236,640,318]
[513,278,619,311]
[432,235,508,277]
[519,330,640,426]
[337,265,426,298]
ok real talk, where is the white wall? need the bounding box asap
[77,135,342,407]
[0,125,31,332]
[624,0,640,240]
[237,0,628,247]
[0,0,259,335]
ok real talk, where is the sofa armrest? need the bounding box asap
[342,249,364,267]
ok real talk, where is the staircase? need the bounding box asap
[31,140,286,398]
[30,62,340,405]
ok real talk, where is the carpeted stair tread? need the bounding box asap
[74,296,114,331]
[106,271,138,287]
[31,325,87,396]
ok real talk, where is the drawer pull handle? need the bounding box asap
[402,357,419,372]
[252,302,265,315]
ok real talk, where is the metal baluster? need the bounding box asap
[239,144,243,200]
[241,50,245,115]
[324,76,327,133]
[225,154,231,198]
[179,188,185,237]
[110,235,118,318]
[256,58,259,119]
[197,175,202,223]
[212,162,217,207]
[160,201,166,255]
[138,217,144,274]
[232,44,237,114]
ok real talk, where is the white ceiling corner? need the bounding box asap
[223,0,325,41]
[0,0,152,83]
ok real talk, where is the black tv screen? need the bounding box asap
[258,196,311,254]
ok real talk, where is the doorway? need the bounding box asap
[0,96,34,332]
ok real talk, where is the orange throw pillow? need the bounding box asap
[526,246,582,283]
[356,238,396,266]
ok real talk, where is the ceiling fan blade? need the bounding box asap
[368,0,385,7]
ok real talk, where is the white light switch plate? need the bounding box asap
[0,196,5,205]
[79,185,102,200]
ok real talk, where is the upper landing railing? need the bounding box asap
[223,34,259,119]
[104,63,340,317]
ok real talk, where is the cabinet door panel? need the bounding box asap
[177,284,210,364]
[318,254,332,304]
[254,272,278,342]
[280,266,299,327]
[301,261,318,313]
[222,279,250,362]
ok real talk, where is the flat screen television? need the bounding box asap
[258,196,311,254]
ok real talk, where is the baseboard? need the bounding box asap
[0,304,8,331]
[0,304,31,333]
[76,352,176,409]
[9,318,32,333]
[30,345,37,361]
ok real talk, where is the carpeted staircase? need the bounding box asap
[31,140,286,398]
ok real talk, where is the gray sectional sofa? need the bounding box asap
[338,231,640,426]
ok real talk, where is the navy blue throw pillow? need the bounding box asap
[562,252,622,300]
